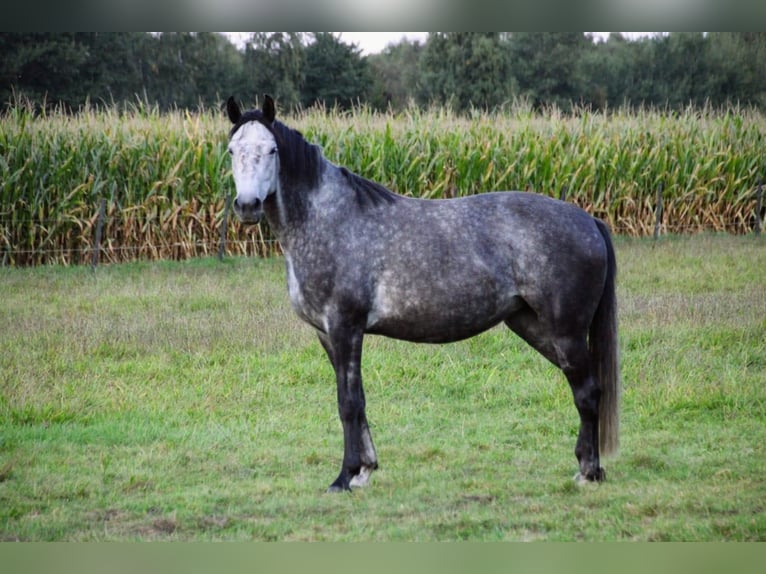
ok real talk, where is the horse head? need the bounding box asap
[226,95,279,224]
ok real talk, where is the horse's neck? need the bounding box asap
[265,162,348,249]
[263,162,324,243]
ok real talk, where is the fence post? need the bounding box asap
[755,183,763,237]
[219,195,231,261]
[91,198,106,270]
[654,182,663,240]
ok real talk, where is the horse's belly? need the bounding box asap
[365,280,524,343]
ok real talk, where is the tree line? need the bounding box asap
[2,32,765,114]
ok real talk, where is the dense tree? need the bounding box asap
[301,32,371,109]
[508,32,592,111]
[419,32,513,111]
[142,33,196,109]
[141,32,244,109]
[1,32,765,114]
[0,32,244,111]
[367,37,423,110]
[705,32,766,108]
[656,33,711,108]
[242,33,305,111]
[74,33,150,105]
[579,33,634,109]
[0,33,90,110]
[186,32,246,108]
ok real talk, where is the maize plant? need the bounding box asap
[1,100,764,265]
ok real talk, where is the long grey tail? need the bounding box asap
[589,218,621,456]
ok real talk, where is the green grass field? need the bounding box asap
[1,234,764,540]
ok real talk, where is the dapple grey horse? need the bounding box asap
[226,95,620,492]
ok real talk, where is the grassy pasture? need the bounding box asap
[0,234,765,540]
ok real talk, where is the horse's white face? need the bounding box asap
[228,121,278,224]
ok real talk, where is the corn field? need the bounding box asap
[1,100,764,266]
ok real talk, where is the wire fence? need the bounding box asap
[2,185,763,267]
[1,239,281,265]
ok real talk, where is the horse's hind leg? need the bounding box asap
[505,311,604,482]
[554,336,605,482]
[317,330,378,491]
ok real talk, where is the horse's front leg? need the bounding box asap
[317,329,378,492]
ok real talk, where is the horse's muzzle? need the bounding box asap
[233,197,263,224]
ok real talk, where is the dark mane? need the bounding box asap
[339,167,401,210]
[230,109,322,188]
[230,106,398,209]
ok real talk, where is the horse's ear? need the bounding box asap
[226,96,241,124]
[262,94,276,123]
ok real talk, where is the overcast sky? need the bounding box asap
[224,32,428,53]
[334,32,428,54]
[226,32,652,55]
[337,32,656,53]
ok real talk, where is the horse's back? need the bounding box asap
[382,191,606,279]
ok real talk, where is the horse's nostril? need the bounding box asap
[233,197,263,222]
[234,198,261,212]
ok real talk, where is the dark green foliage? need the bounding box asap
[301,33,372,109]
[367,37,424,111]
[242,33,305,111]
[419,33,513,111]
[508,32,591,111]
[0,33,91,110]
[2,32,765,114]
[0,32,245,112]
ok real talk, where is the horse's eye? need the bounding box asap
[227,148,233,155]
[269,147,277,155]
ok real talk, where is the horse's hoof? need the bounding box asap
[327,475,352,493]
[349,465,374,488]
[326,484,350,493]
[573,467,606,485]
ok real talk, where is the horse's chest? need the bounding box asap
[285,255,330,331]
